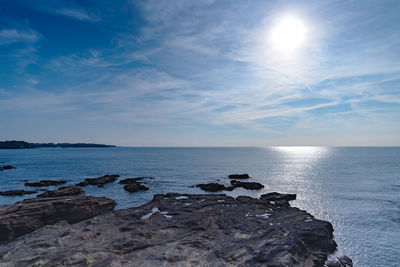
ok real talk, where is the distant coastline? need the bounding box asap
[0,141,116,149]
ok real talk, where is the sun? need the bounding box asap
[270,16,307,55]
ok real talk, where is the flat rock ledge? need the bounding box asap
[0,196,116,244]
[37,185,84,198]
[0,193,338,267]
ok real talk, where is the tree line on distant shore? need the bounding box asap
[0,141,116,149]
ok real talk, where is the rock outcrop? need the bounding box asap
[0,196,116,244]
[119,177,145,184]
[37,186,84,198]
[0,193,338,266]
[326,255,353,267]
[195,182,233,192]
[76,181,89,187]
[228,173,250,179]
[196,180,264,192]
[84,174,119,187]
[230,180,264,190]
[0,165,15,171]
[24,180,67,187]
[123,183,149,193]
[120,177,150,193]
[0,190,36,196]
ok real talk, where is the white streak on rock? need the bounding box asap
[141,207,160,220]
[256,213,271,219]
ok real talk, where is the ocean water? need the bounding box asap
[0,147,399,266]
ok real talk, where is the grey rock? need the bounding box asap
[228,173,250,179]
[37,186,84,198]
[195,183,233,192]
[230,180,264,190]
[119,177,148,184]
[84,174,119,187]
[0,193,338,266]
[76,181,89,187]
[0,196,116,244]
[24,180,67,187]
[326,255,353,267]
[123,183,149,193]
[0,165,15,171]
[0,190,37,196]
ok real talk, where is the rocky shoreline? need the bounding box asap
[0,172,352,266]
[0,193,352,266]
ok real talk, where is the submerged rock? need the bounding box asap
[0,196,116,244]
[230,180,264,190]
[228,173,250,179]
[84,174,119,187]
[37,186,84,198]
[0,190,37,196]
[119,177,145,184]
[75,181,89,187]
[24,180,67,187]
[0,193,339,266]
[0,165,15,171]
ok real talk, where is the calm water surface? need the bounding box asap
[0,147,399,266]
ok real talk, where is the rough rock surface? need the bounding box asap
[0,190,36,196]
[0,196,116,244]
[37,186,84,198]
[228,173,250,179]
[0,193,337,266]
[0,165,15,171]
[24,180,67,187]
[84,174,119,187]
[326,255,353,267]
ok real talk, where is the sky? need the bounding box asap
[0,0,399,146]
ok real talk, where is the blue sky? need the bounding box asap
[0,0,399,146]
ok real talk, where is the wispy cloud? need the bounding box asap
[0,28,40,45]
[54,8,101,22]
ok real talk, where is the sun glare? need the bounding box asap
[270,16,307,55]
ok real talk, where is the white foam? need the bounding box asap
[176,196,188,200]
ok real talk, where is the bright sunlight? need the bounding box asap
[270,16,308,55]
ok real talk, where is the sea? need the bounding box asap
[0,147,399,266]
